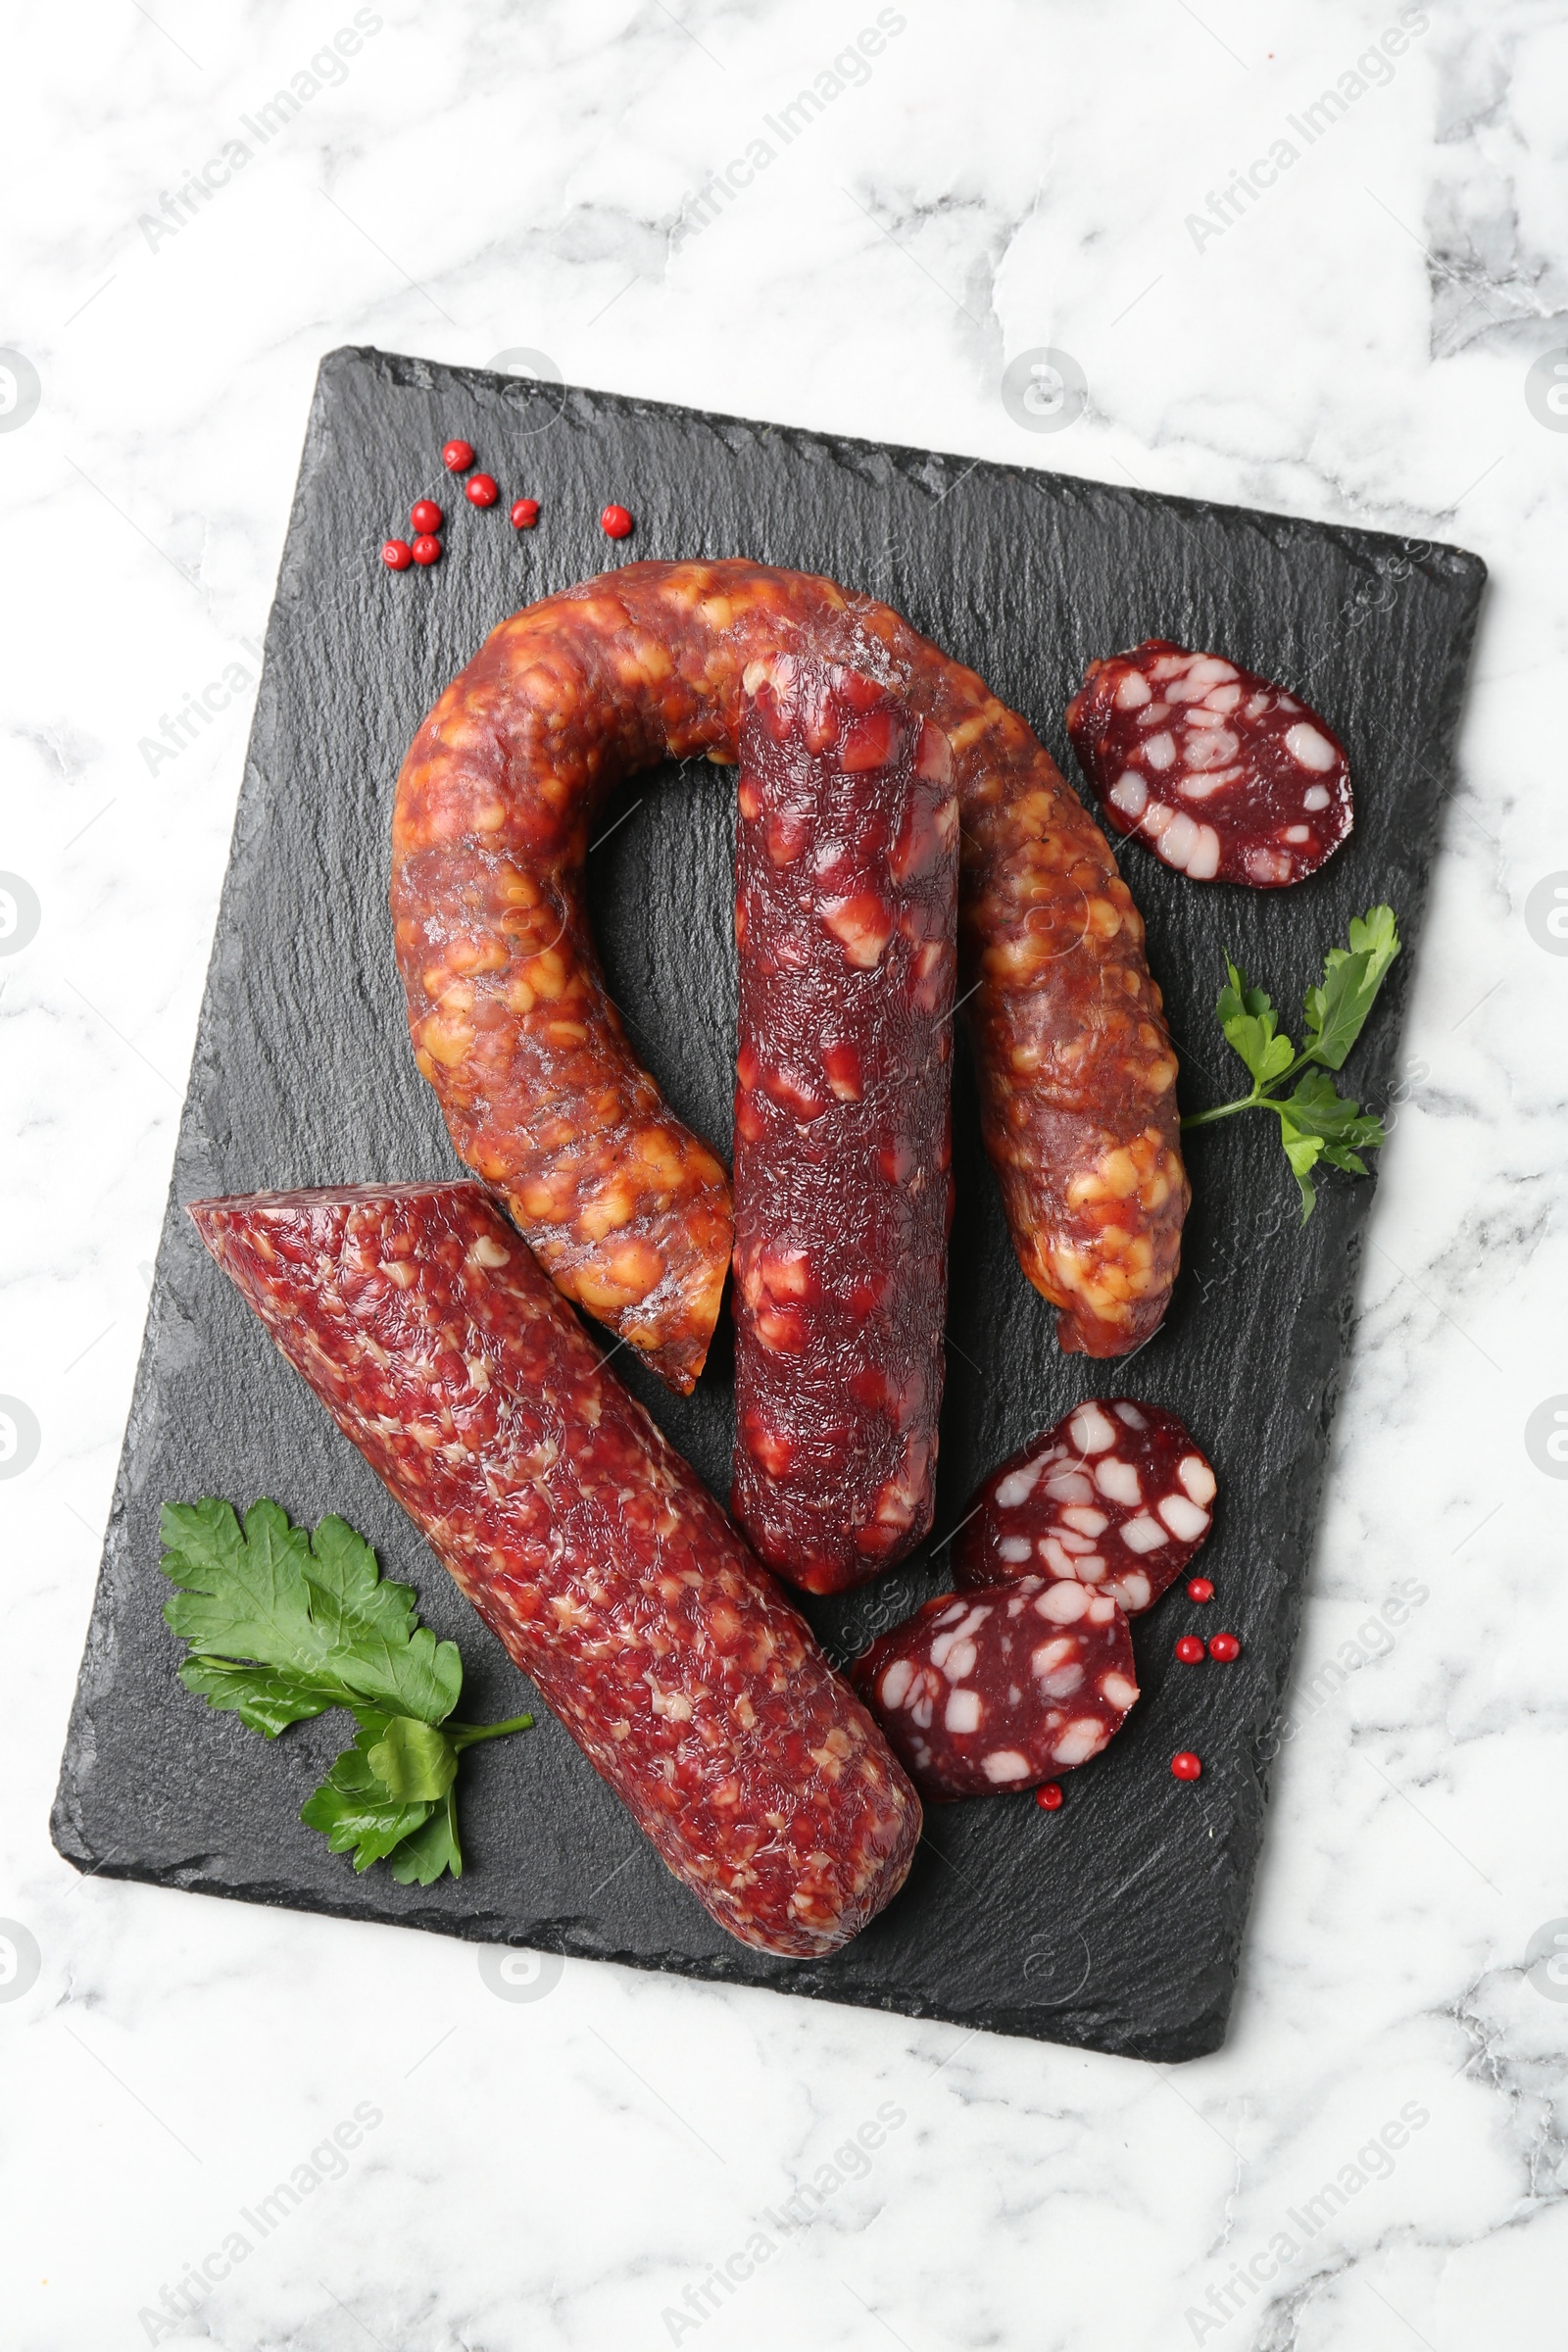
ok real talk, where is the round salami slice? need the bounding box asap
[954,1398,1216,1616]
[1065,638,1352,888]
[851,1580,1139,1802]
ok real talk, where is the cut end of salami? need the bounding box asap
[1066,639,1352,889]
[729,656,956,1594]
[954,1398,1216,1616]
[187,1180,921,1958]
[851,1581,1138,1802]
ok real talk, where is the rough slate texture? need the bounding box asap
[51,348,1485,2060]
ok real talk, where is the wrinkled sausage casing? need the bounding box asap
[188,1181,921,1959]
[391,562,1189,1387]
[731,658,956,1593]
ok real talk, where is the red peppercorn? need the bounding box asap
[1208,1632,1241,1663]
[600,503,633,539]
[411,533,442,566]
[381,538,414,571]
[411,499,443,533]
[1035,1782,1063,1812]
[1174,1635,1205,1664]
[1171,1751,1202,1782]
[1187,1576,1214,1603]
[442,439,474,472]
[466,472,500,509]
[511,497,540,529]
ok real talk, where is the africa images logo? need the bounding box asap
[0,349,41,432]
[135,11,383,254]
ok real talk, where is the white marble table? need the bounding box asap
[4,1,1564,2343]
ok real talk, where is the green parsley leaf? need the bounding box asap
[1278,1128,1324,1220]
[161,1499,532,1884]
[300,1732,440,1872]
[173,1654,358,1737]
[161,1499,463,1727]
[1182,907,1403,1219]
[1216,961,1296,1088]
[1301,905,1401,1070]
[388,1799,466,1887]
[367,1715,460,1803]
[1276,1067,1379,1144]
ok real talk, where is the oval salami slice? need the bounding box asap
[851,1579,1138,1802]
[1065,638,1352,888]
[954,1398,1216,1616]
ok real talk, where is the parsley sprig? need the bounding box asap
[160,1499,531,1886]
[1181,906,1401,1221]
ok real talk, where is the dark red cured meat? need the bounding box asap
[730,658,956,1593]
[187,1181,921,1959]
[955,1397,1216,1616]
[851,1580,1139,1802]
[1066,639,1352,888]
[392,562,1190,1392]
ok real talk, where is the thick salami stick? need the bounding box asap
[730,659,956,1593]
[956,1398,1216,1615]
[188,1182,920,1958]
[852,1582,1139,1802]
[392,561,1188,1389]
[1066,639,1352,887]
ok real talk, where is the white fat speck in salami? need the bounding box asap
[880,1659,913,1709]
[1158,1494,1210,1542]
[1052,1720,1110,1767]
[956,1398,1217,1615]
[1178,1454,1216,1503]
[1045,1471,1095,1503]
[1095,1456,1142,1505]
[995,1459,1048,1509]
[1065,638,1352,888]
[1070,1402,1117,1454]
[852,1575,1138,1801]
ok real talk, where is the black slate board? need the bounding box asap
[52,348,1485,2060]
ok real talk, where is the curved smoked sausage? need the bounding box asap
[392,561,1188,1390]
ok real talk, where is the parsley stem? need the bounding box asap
[1181,1093,1262,1131]
[1182,1049,1328,1132]
[448,1712,534,1747]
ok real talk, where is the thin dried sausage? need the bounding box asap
[189,1180,921,1958]
[730,658,956,1592]
[391,562,1188,1386]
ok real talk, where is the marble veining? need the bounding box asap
[2,1,1564,2345]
